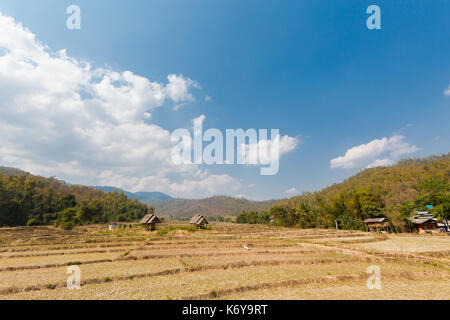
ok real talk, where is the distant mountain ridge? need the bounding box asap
[153,196,279,218]
[92,186,172,204]
[94,186,278,218]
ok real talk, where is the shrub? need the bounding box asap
[26,218,40,226]
[45,284,57,290]
[56,208,80,230]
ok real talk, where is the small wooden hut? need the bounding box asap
[139,214,161,231]
[189,214,209,229]
[363,218,390,232]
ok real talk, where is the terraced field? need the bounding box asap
[0,223,448,300]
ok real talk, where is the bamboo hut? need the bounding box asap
[139,214,161,231]
[363,218,391,233]
[189,214,209,229]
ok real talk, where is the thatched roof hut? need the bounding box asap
[189,214,209,229]
[363,218,390,232]
[139,214,161,231]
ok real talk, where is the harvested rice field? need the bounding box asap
[0,223,448,300]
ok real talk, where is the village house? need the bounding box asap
[139,214,161,231]
[189,214,209,229]
[409,211,438,233]
[363,218,391,233]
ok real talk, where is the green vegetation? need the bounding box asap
[238,153,450,232]
[0,169,152,228]
[236,211,270,224]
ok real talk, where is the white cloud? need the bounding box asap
[330,135,419,169]
[166,74,200,103]
[444,85,450,95]
[284,187,298,196]
[0,12,239,198]
[365,158,395,169]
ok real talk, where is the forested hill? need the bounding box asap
[0,166,29,176]
[154,196,278,219]
[0,168,151,228]
[280,154,450,208]
[265,153,450,231]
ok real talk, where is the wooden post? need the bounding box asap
[335,220,339,230]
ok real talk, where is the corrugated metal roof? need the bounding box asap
[409,217,434,225]
[364,218,386,223]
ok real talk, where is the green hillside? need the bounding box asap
[238,153,450,231]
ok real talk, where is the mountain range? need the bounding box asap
[152,196,278,218]
[92,186,172,204]
[3,152,448,221]
[92,186,278,217]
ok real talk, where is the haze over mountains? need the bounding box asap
[92,186,277,217]
[152,197,278,218]
[92,186,172,204]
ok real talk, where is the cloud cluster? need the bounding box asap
[330,135,420,169]
[0,12,241,198]
[0,13,301,198]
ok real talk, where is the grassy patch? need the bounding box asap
[156,225,199,236]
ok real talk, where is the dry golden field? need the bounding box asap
[0,223,448,300]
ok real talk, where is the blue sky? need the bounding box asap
[0,0,449,200]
